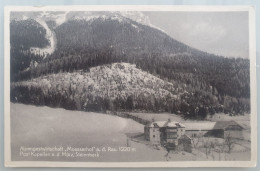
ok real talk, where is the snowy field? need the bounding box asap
[11,103,180,162]
[10,103,250,162]
[11,103,146,161]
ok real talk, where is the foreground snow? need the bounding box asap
[11,103,144,161]
[11,103,198,162]
[11,103,250,162]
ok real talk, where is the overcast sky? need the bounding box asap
[11,11,249,59]
[144,12,249,59]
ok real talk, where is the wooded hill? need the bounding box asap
[10,13,251,119]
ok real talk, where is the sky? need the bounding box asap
[11,11,249,59]
[144,12,249,59]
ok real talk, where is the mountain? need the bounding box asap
[10,11,250,119]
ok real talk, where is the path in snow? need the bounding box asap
[30,19,56,58]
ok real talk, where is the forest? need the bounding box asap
[10,17,251,119]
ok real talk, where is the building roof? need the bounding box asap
[185,120,244,131]
[184,122,216,131]
[146,121,185,128]
[213,120,244,130]
[166,122,185,128]
[145,120,243,131]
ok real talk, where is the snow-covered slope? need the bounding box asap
[66,11,165,32]
[13,63,179,99]
[11,11,166,59]
[30,19,56,58]
[12,63,181,111]
[11,11,69,27]
[39,11,68,26]
[11,11,164,34]
[68,11,147,24]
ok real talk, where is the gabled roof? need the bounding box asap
[145,120,244,130]
[146,121,185,128]
[213,120,244,130]
[184,120,244,131]
[166,121,185,128]
[146,121,166,128]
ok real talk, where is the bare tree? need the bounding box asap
[202,137,216,159]
[202,137,210,159]
[225,131,235,153]
[215,140,226,161]
[191,132,202,149]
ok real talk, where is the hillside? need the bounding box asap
[10,11,251,118]
[10,19,49,79]
[11,63,182,112]
[12,63,237,119]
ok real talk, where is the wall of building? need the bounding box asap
[165,128,178,145]
[149,127,161,144]
[185,130,207,138]
[224,130,244,139]
[177,127,185,138]
[144,126,150,140]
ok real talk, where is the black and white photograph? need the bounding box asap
[4,6,257,167]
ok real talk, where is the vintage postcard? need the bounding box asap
[4,5,257,167]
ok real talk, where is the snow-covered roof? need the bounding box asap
[214,120,244,129]
[156,121,167,127]
[146,121,185,128]
[184,122,216,131]
[166,121,185,128]
[146,121,165,128]
[185,121,244,131]
[146,120,243,131]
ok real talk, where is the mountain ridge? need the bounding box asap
[10,12,250,118]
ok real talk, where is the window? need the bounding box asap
[167,132,177,139]
[153,135,155,138]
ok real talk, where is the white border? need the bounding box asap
[4,5,257,168]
